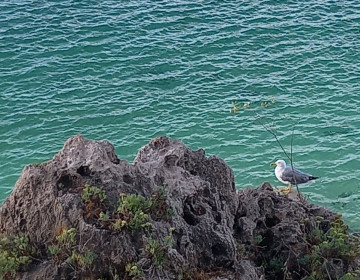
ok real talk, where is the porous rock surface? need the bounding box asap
[0,135,354,280]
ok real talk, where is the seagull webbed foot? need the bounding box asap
[280,184,292,195]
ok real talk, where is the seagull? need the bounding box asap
[270,159,318,194]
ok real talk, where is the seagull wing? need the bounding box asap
[281,166,314,184]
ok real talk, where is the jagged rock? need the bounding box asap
[0,135,252,279]
[234,184,359,280]
[0,135,358,280]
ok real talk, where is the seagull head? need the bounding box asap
[270,159,286,168]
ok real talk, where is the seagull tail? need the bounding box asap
[309,176,319,180]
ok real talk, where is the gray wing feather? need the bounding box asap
[281,166,313,184]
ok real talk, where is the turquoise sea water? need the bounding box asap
[1,1,359,230]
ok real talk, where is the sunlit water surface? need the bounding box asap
[1,1,359,230]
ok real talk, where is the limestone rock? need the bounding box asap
[0,135,358,280]
[0,135,252,279]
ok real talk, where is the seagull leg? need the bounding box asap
[280,184,292,195]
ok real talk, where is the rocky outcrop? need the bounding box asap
[0,135,358,280]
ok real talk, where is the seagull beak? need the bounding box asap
[270,162,277,167]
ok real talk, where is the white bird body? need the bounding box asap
[275,162,289,184]
[272,159,318,186]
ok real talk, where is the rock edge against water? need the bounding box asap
[0,135,359,280]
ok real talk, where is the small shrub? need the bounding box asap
[115,193,150,233]
[0,234,35,279]
[125,262,144,278]
[56,227,76,250]
[48,228,97,271]
[81,184,107,223]
[117,193,148,214]
[300,217,360,279]
[164,229,174,248]
[339,272,360,280]
[99,186,171,234]
[48,227,77,262]
[128,211,149,231]
[145,237,167,268]
[113,219,127,231]
[235,242,247,259]
[69,250,96,269]
[48,244,60,256]
[266,257,284,279]
[148,186,172,221]
[81,184,106,203]
[99,211,109,222]
[253,235,263,245]
[145,230,174,269]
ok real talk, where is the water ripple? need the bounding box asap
[1,0,360,230]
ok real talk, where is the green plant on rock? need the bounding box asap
[114,193,151,233]
[117,193,148,213]
[145,229,174,269]
[31,162,41,167]
[112,219,126,231]
[48,227,97,271]
[164,228,175,248]
[81,184,106,203]
[48,244,60,256]
[265,257,284,279]
[300,216,360,279]
[253,234,263,245]
[104,186,171,234]
[339,272,360,280]
[98,211,109,222]
[56,227,77,250]
[81,184,107,223]
[0,234,35,279]
[148,185,172,221]
[235,242,248,259]
[145,237,167,269]
[128,211,150,232]
[125,262,144,279]
[69,250,97,269]
[48,227,77,261]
